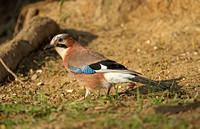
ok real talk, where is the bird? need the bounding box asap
[44,34,169,100]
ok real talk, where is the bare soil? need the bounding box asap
[0,0,200,128]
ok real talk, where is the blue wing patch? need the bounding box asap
[69,66,96,74]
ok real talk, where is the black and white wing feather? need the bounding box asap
[89,59,141,75]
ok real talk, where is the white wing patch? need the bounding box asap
[104,73,135,83]
[95,69,137,74]
[100,64,107,69]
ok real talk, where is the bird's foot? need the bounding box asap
[77,89,90,101]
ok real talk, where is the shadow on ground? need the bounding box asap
[149,101,200,114]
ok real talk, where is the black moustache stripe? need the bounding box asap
[56,44,67,48]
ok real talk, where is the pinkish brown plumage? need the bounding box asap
[63,37,106,68]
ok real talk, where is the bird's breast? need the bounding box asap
[70,72,108,90]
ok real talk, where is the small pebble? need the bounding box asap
[154,46,158,50]
[125,86,129,89]
[67,89,74,93]
[31,74,37,80]
[156,96,159,99]
[29,69,34,75]
[36,69,42,73]
[124,60,130,64]
[194,52,198,55]
[146,40,150,44]
[37,82,45,86]
[180,53,187,56]
[184,26,189,30]
[172,33,178,38]
[137,49,140,52]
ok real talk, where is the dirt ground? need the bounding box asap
[0,0,200,128]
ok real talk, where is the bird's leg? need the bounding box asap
[85,89,90,98]
[106,86,112,97]
[77,89,90,101]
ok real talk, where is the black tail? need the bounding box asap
[129,76,169,90]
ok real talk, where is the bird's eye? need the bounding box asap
[58,38,63,42]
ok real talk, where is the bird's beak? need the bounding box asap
[44,38,56,50]
[43,44,55,50]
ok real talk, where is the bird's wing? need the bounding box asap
[89,59,141,75]
[67,49,106,68]
[68,59,142,75]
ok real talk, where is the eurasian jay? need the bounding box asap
[44,34,168,100]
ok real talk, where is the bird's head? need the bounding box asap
[44,34,74,59]
[44,34,71,50]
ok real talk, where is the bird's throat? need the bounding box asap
[55,47,68,59]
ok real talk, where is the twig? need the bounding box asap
[0,58,24,84]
